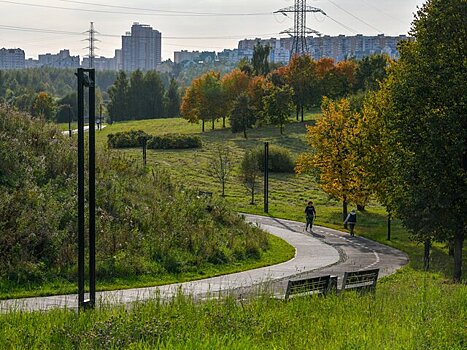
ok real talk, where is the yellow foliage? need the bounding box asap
[296,97,372,206]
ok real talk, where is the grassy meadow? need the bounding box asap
[1,115,464,349]
[1,270,465,349]
[96,116,466,281]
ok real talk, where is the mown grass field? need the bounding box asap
[94,116,465,281]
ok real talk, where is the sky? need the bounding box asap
[0,0,426,60]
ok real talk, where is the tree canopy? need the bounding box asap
[362,0,466,281]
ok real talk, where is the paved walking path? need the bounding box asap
[61,124,106,135]
[0,215,408,312]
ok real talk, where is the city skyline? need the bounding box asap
[1,0,426,60]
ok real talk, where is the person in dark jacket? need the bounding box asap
[344,209,357,236]
[305,201,317,232]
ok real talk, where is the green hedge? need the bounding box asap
[107,130,148,148]
[252,145,295,173]
[108,130,202,150]
[147,134,202,150]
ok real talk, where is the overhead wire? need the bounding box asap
[0,0,273,17]
[326,0,383,33]
[56,0,272,16]
[323,14,358,34]
[360,0,407,25]
[0,24,283,41]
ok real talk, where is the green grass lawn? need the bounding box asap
[1,116,464,349]
[1,269,465,349]
[95,116,466,281]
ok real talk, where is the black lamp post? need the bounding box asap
[76,68,96,311]
[264,142,269,213]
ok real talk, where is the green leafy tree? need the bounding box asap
[129,70,144,119]
[31,91,57,121]
[221,69,250,128]
[166,78,180,117]
[237,57,254,76]
[252,43,271,76]
[363,0,466,282]
[142,71,165,119]
[107,71,129,122]
[181,72,223,131]
[285,54,317,121]
[355,54,390,92]
[262,84,294,134]
[230,94,256,138]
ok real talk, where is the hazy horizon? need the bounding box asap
[0,0,426,61]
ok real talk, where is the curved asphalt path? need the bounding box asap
[0,215,408,312]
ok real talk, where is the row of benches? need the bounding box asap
[284,268,379,300]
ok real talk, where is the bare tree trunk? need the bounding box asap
[222,116,226,128]
[301,104,304,122]
[453,230,464,282]
[212,118,215,130]
[424,239,431,271]
[250,184,255,204]
[343,196,348,229]
[222,180,225,197]
[296,105,299,121]
[202,119,205,132]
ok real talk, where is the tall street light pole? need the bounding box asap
[76,68,96,311]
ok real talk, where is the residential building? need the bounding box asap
[122,23,162,71]
[174,50,216,64]
[174,50,199,64]
[0,48,25,69]
[82,56,118,70]
[37,49,80,68]
[235,34,408,65]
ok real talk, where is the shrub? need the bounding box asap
[147,134,202,149]
[251,145,295,173]
[0,108,263,287]
[107,131,202,150]
[107,130,148,148]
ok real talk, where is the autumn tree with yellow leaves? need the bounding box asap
[296,97,372,220]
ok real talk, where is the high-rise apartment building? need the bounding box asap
[0,48,25,69]
[122,23,162,71]
[236,34,408,64]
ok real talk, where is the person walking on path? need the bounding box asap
[344,210,357,236]
[305,201,317,232]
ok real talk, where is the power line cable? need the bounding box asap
[56,0,272,16]
[324,14,358,34]
[0,24,281,40]
[327,0,383,33]
[360,0,407,25]
[0,0,273,17]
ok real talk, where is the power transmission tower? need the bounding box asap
[275,0,326,57]
[84,22,99,68]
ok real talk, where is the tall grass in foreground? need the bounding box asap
[1,270,465,349]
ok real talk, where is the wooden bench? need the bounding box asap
[341,268,379,294]
[284,275,337,300]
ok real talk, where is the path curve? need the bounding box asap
[0,215,408,312]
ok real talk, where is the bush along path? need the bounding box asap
[0,215,408,312]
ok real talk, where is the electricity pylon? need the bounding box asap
[84,22,99,68]
[275,0,326,57]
